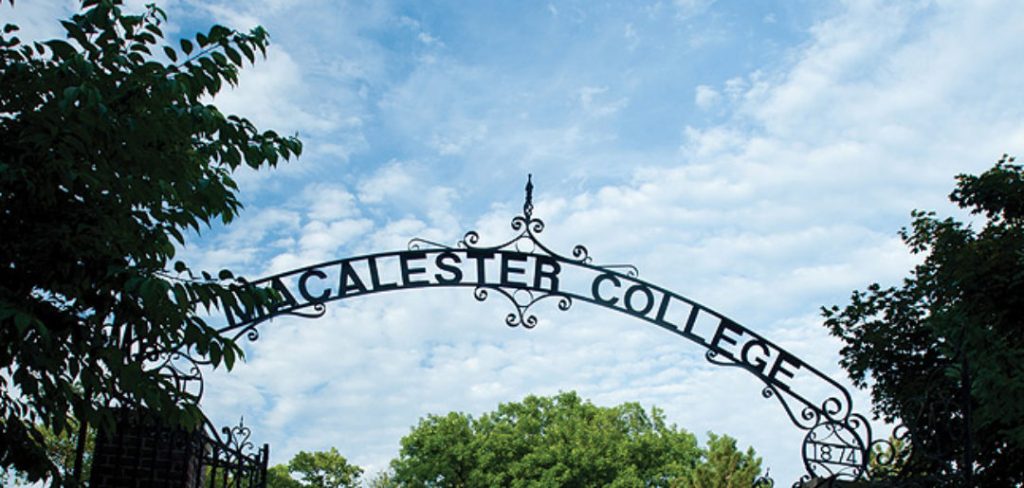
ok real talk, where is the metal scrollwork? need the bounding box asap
[753,468,775,487]
[802,419,868,480]
[287,302,327,319]
[148,349,208,400]
[223,416,256,454]
[407,176,634,329]
[201,416,259,457]
[792,475,813,488]
[868,423,911,473]
[704,348,735,367]
[153,175,912,486]
[447,178,612,267]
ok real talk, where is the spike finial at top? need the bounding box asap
[524,174,534,220]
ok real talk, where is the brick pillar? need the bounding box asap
[89,413,202,488]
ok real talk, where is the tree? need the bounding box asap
[390,391,764,487]
[288,448,364,488]
[681,433,764,488]
[0,0,301,484]
[823,155,1024,485]
[267,464,302,488]
[0,418,94,486]
[366,469,399,488]
[391,412,476,486]
[266,448,363,488]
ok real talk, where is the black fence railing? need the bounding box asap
[193,418,269,488]
[88,413,268,488]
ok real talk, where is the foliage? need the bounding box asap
[289,448,364,488]
[390,391,764,487]
[0,419,94,486]
[267,464,302,488]
[0,0,301,483]
[366,469,399,488]
[266,448,363,488]
[867,435,910,480]
[823,155,1024,485]
[681,433,765,488]
[36,420,94,483]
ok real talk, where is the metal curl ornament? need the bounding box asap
[223,417,255,454]
[284,302,327,319]
[459,230,482,248]
[791,475,813,488]
[449,177,608,268]
[148,349,207,400]
[867,424,912,478]
[801,419,868,480]
[753,469,775,487]
[704,349,736,367]
[557,296,573,311]
[414,175,629,330]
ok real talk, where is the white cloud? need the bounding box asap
[294,218,374,264]
[305,184,359,221]
[212,45,336,136]
[2,0,78,42]
[417,32,441,46]
[694,84,721,110]
[577,85,630,117]
[673,0,717,20]
[357,162,419,204]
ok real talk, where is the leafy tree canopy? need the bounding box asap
[824,156,1024,485]
[0,0,300,483]
[0,417,94,486]
[267,448,363,488]
[684,433,765,488]
[390,391,765,487]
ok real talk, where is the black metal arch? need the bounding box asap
[190,177,899,486]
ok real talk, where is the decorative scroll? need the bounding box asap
[218,417,255,455]
[148,349,208,400]
[404,175,632,328]
[197,417,269,487]
[160,176,898,484]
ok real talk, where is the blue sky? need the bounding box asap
[7,0,1024,484]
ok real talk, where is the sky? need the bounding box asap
[5,0,1024,484]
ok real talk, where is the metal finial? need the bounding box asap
[524,174,534,220]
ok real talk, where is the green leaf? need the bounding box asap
[209,342,222,367]
[13,312,32,334]
[160,45,176,62]
[43,39,76,60]
[222,344,236,369]
[61,20,90,49]
[144,22,163,38]
[237,42,255,63]
[180,38,193,55]
[211,51,228,67]
[224,45,242,66]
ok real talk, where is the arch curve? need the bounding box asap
[204,196,882,484]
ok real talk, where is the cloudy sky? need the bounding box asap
[8,0,1024,483]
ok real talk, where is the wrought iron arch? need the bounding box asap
[187,176,900,486]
